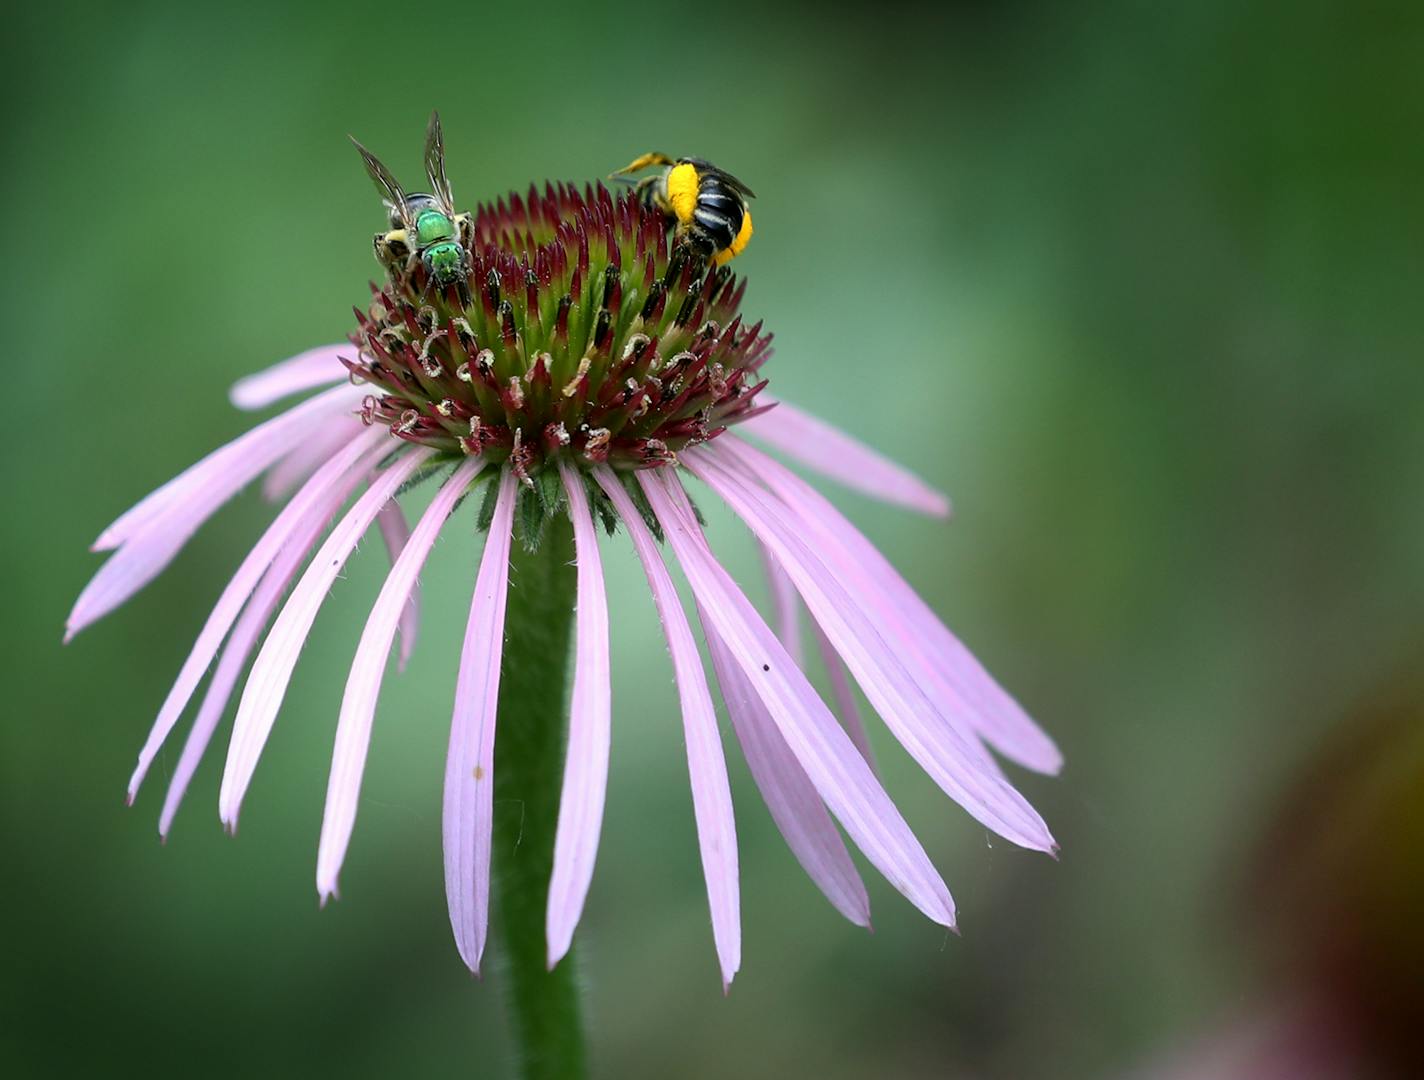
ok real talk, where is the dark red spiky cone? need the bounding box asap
[349,182,773,478]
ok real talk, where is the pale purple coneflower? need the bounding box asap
[69,178,1061,992]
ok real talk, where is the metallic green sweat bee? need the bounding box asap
[351,112,473,297]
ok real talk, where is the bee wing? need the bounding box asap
[424,111,457,216]
[680,156,757,200]
[718,170,757,199]
[351,136,411,224]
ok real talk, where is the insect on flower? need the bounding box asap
[69,117,1062,993]
[611,152,755,266]
[353,111,474,299]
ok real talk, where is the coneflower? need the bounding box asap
[69,145,1060,1075]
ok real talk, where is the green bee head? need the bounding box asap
[423,240,466,284]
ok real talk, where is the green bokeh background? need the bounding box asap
[4,1,1421,1076]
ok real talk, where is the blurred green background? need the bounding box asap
[4,0,1422,1076]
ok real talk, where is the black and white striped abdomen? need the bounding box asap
[692,183,746,253]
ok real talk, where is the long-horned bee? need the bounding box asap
[610,153,755,266]
[351,112,473,295]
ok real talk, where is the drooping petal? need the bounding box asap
[443,467,517,973]
[126,426,389,802]
[229,344,349,410]
[758,543,803,668]
[718,436,1062,775]
[656,473,869,925]
[593,467,741,986]
[812,618,877,770]
[218,447,435,830]
[316,458,482,901]
[684,449,1055,853]
[704,618,871,927]
[71,394,365,642]
[89,382,360,554]
[374,500,420,673]
[641,469,955,928]
[762,538,875,768]
[157,474,353,839]
[262,416,363,503]
[741,398,951,518]
[546,461,613,969]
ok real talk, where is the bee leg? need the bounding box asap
[455,213,475,249]
[376,230,413,278]
[686,248,710,286]
[667,236,709,287]
[627,174,670,209]
[398,250,423,292]
[609,152,674,179]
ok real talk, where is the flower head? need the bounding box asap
[354,181,768,475]
[69,152,1060,990]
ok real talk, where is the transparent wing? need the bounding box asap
[424,111,456,216]
[351,136,410,224]
[718,169,757,200]
[681,156,757,200]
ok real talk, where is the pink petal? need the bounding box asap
[592,467,741,987]
[812,618,877,771]
[665,479,869,925]
[374,500,420,674]
[71,391,363,642]
[217,447,434,830]
[641,469,955,927]
[719,436,1062,775]
[126,427,390,802]
[443,467,517,973]
[704,620,871,927]
[758,543,804,668]
[89,383,359,554]
[263,417,362,502]
[317,458,484,901]
[229,344,350,410]
[684,449,1055,853]
[157,476,350,839]
[762,540,875,768]
[741,398,952,518]
[546,462,613,969]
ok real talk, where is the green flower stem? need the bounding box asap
[492,514,586,1080]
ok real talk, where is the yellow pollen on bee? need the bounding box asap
[666,163,700,224]
[713,208,754,265]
